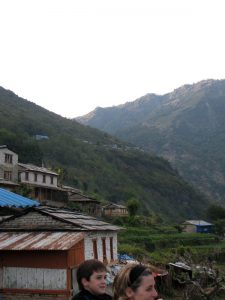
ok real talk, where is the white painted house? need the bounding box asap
[17,163,67,204]
[18,163,58,188]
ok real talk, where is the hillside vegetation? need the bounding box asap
[0,86,210,221]
[77,79,225,203]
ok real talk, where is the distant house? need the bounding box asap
[61,185,101,215]
[18,163,67,204]
[0,146,100,208]
[0,145,19,190]
[102,203,128,217]
[35,134,49,140]
[0,206,120,299]
[182,220,214,233]
[0,145,67,204]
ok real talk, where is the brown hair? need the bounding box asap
[113,264,152,300]
[77,259,107,290]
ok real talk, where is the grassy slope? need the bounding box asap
[0,86,210,221]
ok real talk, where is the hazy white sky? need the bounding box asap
[1,0,225,118]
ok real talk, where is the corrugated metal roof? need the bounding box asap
[184,220,213,226]
[18,163,58,176]
[37,206,120,231]
[0,231,84,250]
[0,188,40,208]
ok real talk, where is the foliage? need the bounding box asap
[0,86,210,221]
[126,198,140,217]
[17,183,33,198]
[213,220,225,236]
[207,204,225,221]
[118,224,218,264]
[78,79,225,205]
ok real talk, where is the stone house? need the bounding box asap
[61,185,101,216]
[0,146,100,213]
[102,203,128,217]
[0,206,120,300]
[0,145,19,189]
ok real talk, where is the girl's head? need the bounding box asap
[113,264,158,300]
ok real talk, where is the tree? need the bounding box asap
[206,204,225,221]
[127,198,140,217]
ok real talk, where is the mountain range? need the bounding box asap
[77,79,225,203]
[0,86,210,221]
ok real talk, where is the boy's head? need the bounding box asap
[77,259,107,295]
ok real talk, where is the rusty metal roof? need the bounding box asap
[0,231,84,250]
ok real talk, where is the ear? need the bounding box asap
[125,287,134,299]
[81,278,89,288]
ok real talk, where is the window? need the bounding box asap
[25,172,29,181]
[50,175,54,185]
[5,153,13,164]
[102,238,107,262]
[43,174,46,183]
[92,239,98,259]
[34,173,38,182]
[4,171,12,181]
[110,237,114,261]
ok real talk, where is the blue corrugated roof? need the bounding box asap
[0,188,40,208]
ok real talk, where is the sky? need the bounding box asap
[1,0,225,118]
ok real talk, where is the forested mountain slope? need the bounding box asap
[0,86,210,221]
[77,79,225,202]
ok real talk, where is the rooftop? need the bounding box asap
[0,188,40,208]
[0,231,84,250]
[18,163,59,176]
[184,220,213,226]
[0,206,121,232]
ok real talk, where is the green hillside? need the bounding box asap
[0,86,210,221]
[77,79,225,203]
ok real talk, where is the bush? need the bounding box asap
[118,243,150,260]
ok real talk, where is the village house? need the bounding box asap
[0,145,19,190]
[102,203,128,217]
[182,220,214,233]
[0,146,101,214]
[18,162,68,205]
[61,185,101,215]
[0,205,120,300]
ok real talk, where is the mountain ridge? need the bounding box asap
[0,84,211,221]
[76,79,225,202]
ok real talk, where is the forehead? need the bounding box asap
[140,274,155,286]
[91,271,106,277]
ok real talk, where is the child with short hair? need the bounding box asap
[72,259,112,300]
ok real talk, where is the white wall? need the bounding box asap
[84,231,117,262]
[0,147,18,181]
[3,267,67,290]
[20,171,58,187]
[0,148,18,166]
